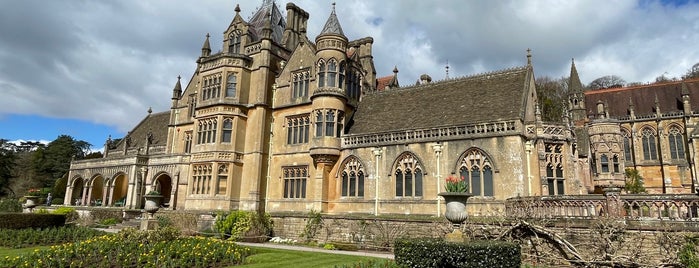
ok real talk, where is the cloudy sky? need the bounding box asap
[1,0,698,149]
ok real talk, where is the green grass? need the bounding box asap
[1,244,385,268]
[236,247,384,268]
[0,246,50,258]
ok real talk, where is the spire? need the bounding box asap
[388,66,400,89]
[172,75,182,99]
[201,33,211,57]
[569,58,584,93]
[319,3,345,37]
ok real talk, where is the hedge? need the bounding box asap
[0,213,66,229]
[394,238,521,268]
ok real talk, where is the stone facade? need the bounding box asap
[64,1,698,216]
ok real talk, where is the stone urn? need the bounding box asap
[439,192,472,226]
[143,193,163,217]
[23,196,40,211]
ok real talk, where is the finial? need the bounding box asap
[393,66,398,74]
[177,75,181,81]
[148,107,152,114]
[526,48,532,65]
[206,33,210,39]
[332,2,336,12]
[235,4,240,13]
[445,60,450,79]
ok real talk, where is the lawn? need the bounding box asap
[238,246,386,268]
[0,244,390,268]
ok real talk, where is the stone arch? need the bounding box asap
[70,176,84,206]
[663,122,685,135]
[153,172,173,207]
[453,147,497,172]
[88,174,105,206]
[111,172,129,206]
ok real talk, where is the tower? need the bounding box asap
[568,59,587,123]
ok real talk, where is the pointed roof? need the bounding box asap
[173,76,182,93]
[319,3,345,37]
[569,58,584,93]
[201,33,211,52]
[247,0,286,43]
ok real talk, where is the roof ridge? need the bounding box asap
[367,65,527,95]
[587,77,699,95]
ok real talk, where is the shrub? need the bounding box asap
[51,206,79,223]
[301,209,323,242]
[51,197,64,205]
[90,209,122,223]
[0,226,106,248]
[0,213,66,229]
[214,211,272,242]
[0,198,22,212]
[156,212,199,236]
[323,243,336,250]
[99,218,120,226]
[394,238,521,268]
[335,259,400,268]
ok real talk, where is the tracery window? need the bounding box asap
[612,155,620,173]
[394,153,423,197]
[292,70,310,98]
[221,119,233,143]
[543,143,564,195]
[286,114,310,145]
[318,61,325,87]
[283,166,307,199]
[314,109,344,138]
[622,130,633,162]
[229,30,241,54]
[340,157,364,197]
[202,73,222,101]
[191,164,212,195]
[216,164,228,195]
[458,148,494,196]
[197,118,217,144]
[668,126,685,160]
[641,127,658,160]
[317,59,344,88]
[225,74,236,97]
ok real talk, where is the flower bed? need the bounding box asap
[0,228,251,267]
[0,226,106,248]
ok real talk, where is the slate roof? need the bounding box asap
[319,5,345,37]
[247,0,286,44]
[110,111,170,156]
[585,78,699,118]
[348,67,531,134]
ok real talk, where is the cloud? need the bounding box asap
[1,0,698,135]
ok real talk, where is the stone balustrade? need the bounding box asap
[506,194,699,221]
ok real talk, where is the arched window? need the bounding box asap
[221,119,233,143]
[394,153,423,197]
[622,130,633,162]
[327,60,337,87]
[340,157,364,197]
[339,62,345,89]
[318,61,326,87]
[229,31,241,54]
[641,127,658,160]
[325,110,335,137]
[226,74,236,97]
[668,126,685,160]
[315,111,323,137]
[458,149,494,196]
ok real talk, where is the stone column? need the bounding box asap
[603,186,623,218]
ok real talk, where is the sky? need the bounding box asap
[1,0,698,150]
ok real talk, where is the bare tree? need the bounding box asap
[683,62,699,80]
[588,75,626,90]
[535,76,569,122]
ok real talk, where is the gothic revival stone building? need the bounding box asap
[64,1,697,215]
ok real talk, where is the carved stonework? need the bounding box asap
[312,154,338,164]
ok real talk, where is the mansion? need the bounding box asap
[64,1,699,216]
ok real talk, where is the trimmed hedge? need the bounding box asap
[394,238,521,268]
[0,213,66,229]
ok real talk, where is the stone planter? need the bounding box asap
[143,194,163,217]
[439,192,472,226]
[23,196,40,211]
[438,192,472,242]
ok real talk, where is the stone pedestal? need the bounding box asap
[140,218,159,231]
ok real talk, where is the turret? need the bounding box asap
[201,34,211,58]
[568,59,587,122]
[171,76,182,108]
[310,3,349,165]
